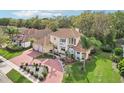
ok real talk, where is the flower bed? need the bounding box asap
[20,63,48,82]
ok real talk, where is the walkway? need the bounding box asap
[0,56,36,83]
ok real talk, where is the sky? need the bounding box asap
[0,10,85,19]
[0,10,115,19]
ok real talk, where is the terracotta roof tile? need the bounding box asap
[73,42,86,53]
[51,28,81,38]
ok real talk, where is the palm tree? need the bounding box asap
[80,35,91,71]
[5,26,19,42]
[0,28,9,48]
[80,35,102,71]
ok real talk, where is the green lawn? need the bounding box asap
[0,49,23,59]
[6,69,32,83]
[63,51,121,83]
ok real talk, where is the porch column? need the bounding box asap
[121,45,124,57]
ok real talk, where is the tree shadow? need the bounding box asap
[70,56,97,83]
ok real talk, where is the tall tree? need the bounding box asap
[0,28,9,48]
[5,26,19,42]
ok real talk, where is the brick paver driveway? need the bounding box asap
[10,49,40,66]
[42,59,63,83]
[10,49,64,83]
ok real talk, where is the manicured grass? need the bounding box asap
[6,69,32,83]
[63,51,121,83]
[0,49,23,59]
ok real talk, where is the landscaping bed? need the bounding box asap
[36,53,54,59]
[6,69,32,83]
[20,63,48,82]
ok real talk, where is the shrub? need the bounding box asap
[6,44,24,52]
[23,66,26,71]
[38,76,44,81]
[34,73,38,78]
[35,67,39,72]
[101,44,112,52]
[42,71,48,77]
[114,48,123,56]
[111,54,120,63]
[26,68,30,73]
[118,59,124,77]
[20,65,23,69]
[30,71,34,75]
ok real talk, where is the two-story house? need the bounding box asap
[50,28,80,53]
[50,28,90,61]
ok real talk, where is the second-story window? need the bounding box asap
[69,38,76,45]
[60,39,66,42]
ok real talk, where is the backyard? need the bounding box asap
[6,69,32,83]
[63,51,121,83]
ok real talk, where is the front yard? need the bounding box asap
[6,69,32,83]
[0,49,23,59]
[63,51,121,83]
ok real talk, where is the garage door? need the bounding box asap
[38,45,43,52]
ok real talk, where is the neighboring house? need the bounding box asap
[50,28,90,61]
[14,28,53,52]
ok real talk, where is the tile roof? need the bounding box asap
[19,28,52,43]
[73,42,86,53]
[51,28,81,38]
[34,35,51,46]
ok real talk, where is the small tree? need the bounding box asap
[114,48,123,56]
[118,59,124,77]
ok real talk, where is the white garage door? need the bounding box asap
[38,45,43,52]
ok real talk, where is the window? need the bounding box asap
[60,39,66,42]
[77,52,80,54]
[69,38,76,45]
[61,48,65,51]
[77,57,80,60]
[74,39,76,45]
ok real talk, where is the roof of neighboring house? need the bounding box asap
[17,28,52,42]
[50,28,81,38]
[72,42,86,53]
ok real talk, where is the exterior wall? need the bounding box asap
[21,42,31,48]
[50,34,80,53]
[75,37,80,46]
[50,35,59,46]
[33,43,53,53]
[33,44,39,51]
[68,48,90,61]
